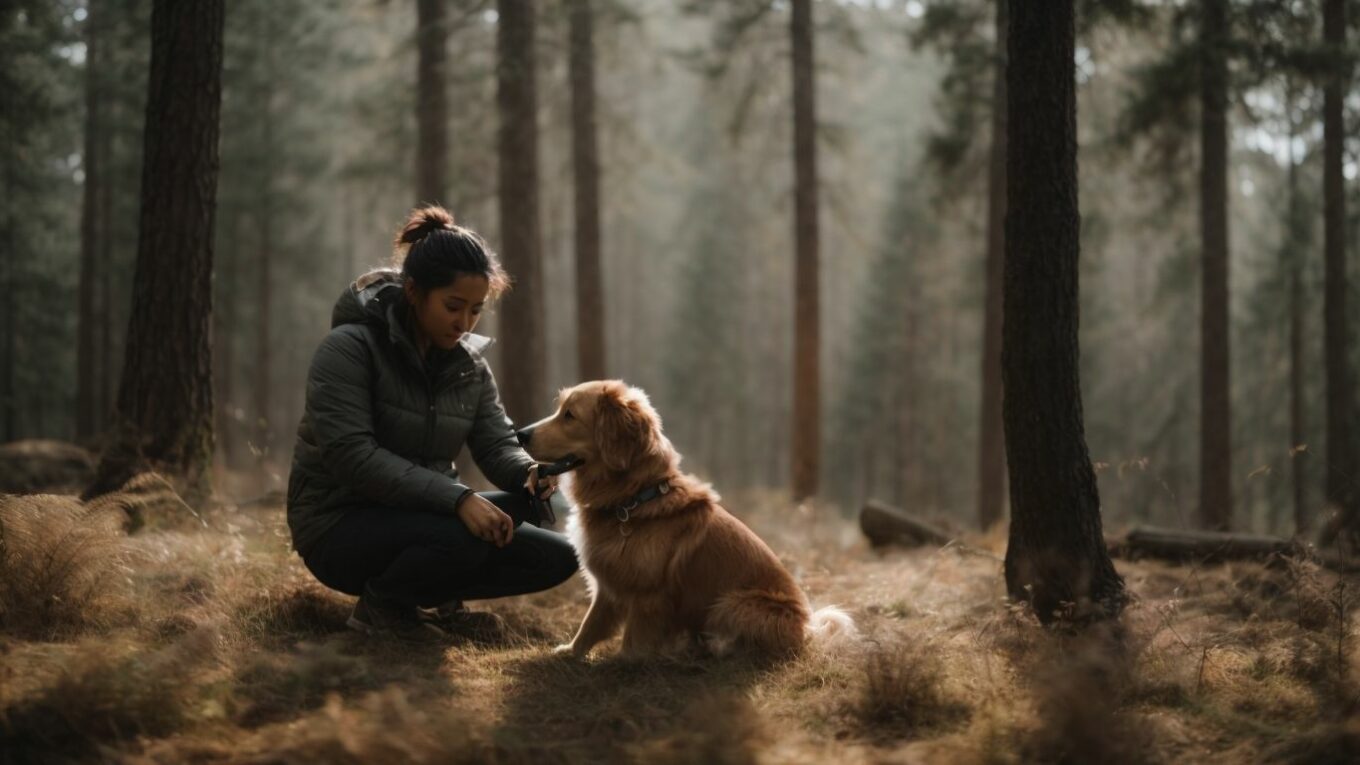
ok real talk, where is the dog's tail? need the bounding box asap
[806,605,858,646]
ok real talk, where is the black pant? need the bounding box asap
[301,492,579,608]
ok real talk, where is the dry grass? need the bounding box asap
[0,493,134,639]
[1,484,1357,764]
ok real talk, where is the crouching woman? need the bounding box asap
[286,206,578,642]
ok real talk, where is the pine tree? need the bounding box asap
[496,0,546,425]
[790,0,821,501]
[571,0,606,381]
[416,0,448,206]
[87,0,225,502]
[1002,0,1125,623]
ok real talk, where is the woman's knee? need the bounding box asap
[543,535,580,584]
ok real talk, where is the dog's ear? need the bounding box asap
[594,384,654,471]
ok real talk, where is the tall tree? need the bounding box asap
[570,0,606,381]
[87,0,225,502]
[790,0,820,501]
[1199,0,1232,531]
[976,0,1008,531]
[1284,82,1309,537]
[252,9,276,469]
[416,0,448,205]
[496,0,546,424]
[1320,0,1356,546]
[1002,0,1125,623]
[77,0,105,441]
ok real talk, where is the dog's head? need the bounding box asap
[520,380,670,472]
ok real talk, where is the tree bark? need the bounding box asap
[571,0,606,382]
[416,0,448,206]
[496,0,546,425]
[1002,0,1126,624]
[1319,0,1356,547]
[976,0,1008,531]
[86,0,225,503]
[1199,0,1232,531]
[790,0,821,501]
[77,0,104,441]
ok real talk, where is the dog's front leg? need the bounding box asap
[556,590,622,659]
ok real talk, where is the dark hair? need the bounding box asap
[392,206,511,298]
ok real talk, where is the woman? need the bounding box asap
[286,206,578,642]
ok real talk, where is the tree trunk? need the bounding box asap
[98,111,115,430]
[1285,82,1308,537]
[253,12,276,472]
[495,0,546,425]
[215,212,237,470]
[1002,0,1126,624]
[86,0,225,503]
[77,0,104,441]
[1320,0,1356,547]
[1199,0,1232,531]
[976,0,1008,531]
[571,0,606,382]
[2,151,14,442]
[790,0,820,501]
[416,0,448,206]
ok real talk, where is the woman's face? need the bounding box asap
[406,274,490,350]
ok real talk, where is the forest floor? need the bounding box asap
[1,482,1358,764]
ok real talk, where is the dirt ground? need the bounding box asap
[1,484,1357,764]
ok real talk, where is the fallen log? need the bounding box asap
[860,500,954,548]
[1113,525,1297,562]
[1111,525,1360,573]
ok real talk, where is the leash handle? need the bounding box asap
[527,455,583,525]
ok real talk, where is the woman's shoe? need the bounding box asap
[422,600,508,643]
[347,586,448,643]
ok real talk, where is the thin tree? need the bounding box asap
[1,153,13,442]
[252,10,276,469]
[86,0,226,502]
[77,0,105,441]
[496,0,546,424]
[976,0,1008,531]
[570,0,605,381]
[790,0,820,501]
[1002,0,1125,623]
[416,0,448,206]
[1319,0,1356,546]
[1199,0,1232,531]
[1282,81,1308,537]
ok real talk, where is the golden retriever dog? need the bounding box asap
[519,380,854,659]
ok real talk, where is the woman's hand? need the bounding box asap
[525,464,558,500]
[457,493,514,547]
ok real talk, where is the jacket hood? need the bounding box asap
[331,268,493,356]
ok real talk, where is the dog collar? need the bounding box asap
[611,480,672,524]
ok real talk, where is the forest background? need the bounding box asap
[3,0,1358,537]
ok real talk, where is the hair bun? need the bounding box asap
[395,205,456,248]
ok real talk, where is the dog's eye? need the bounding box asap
[562,410,574,421]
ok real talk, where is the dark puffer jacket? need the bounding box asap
[286,269,535,556]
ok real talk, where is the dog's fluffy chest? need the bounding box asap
[566,503,704,595]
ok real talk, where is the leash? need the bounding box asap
[528,455,583,525]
